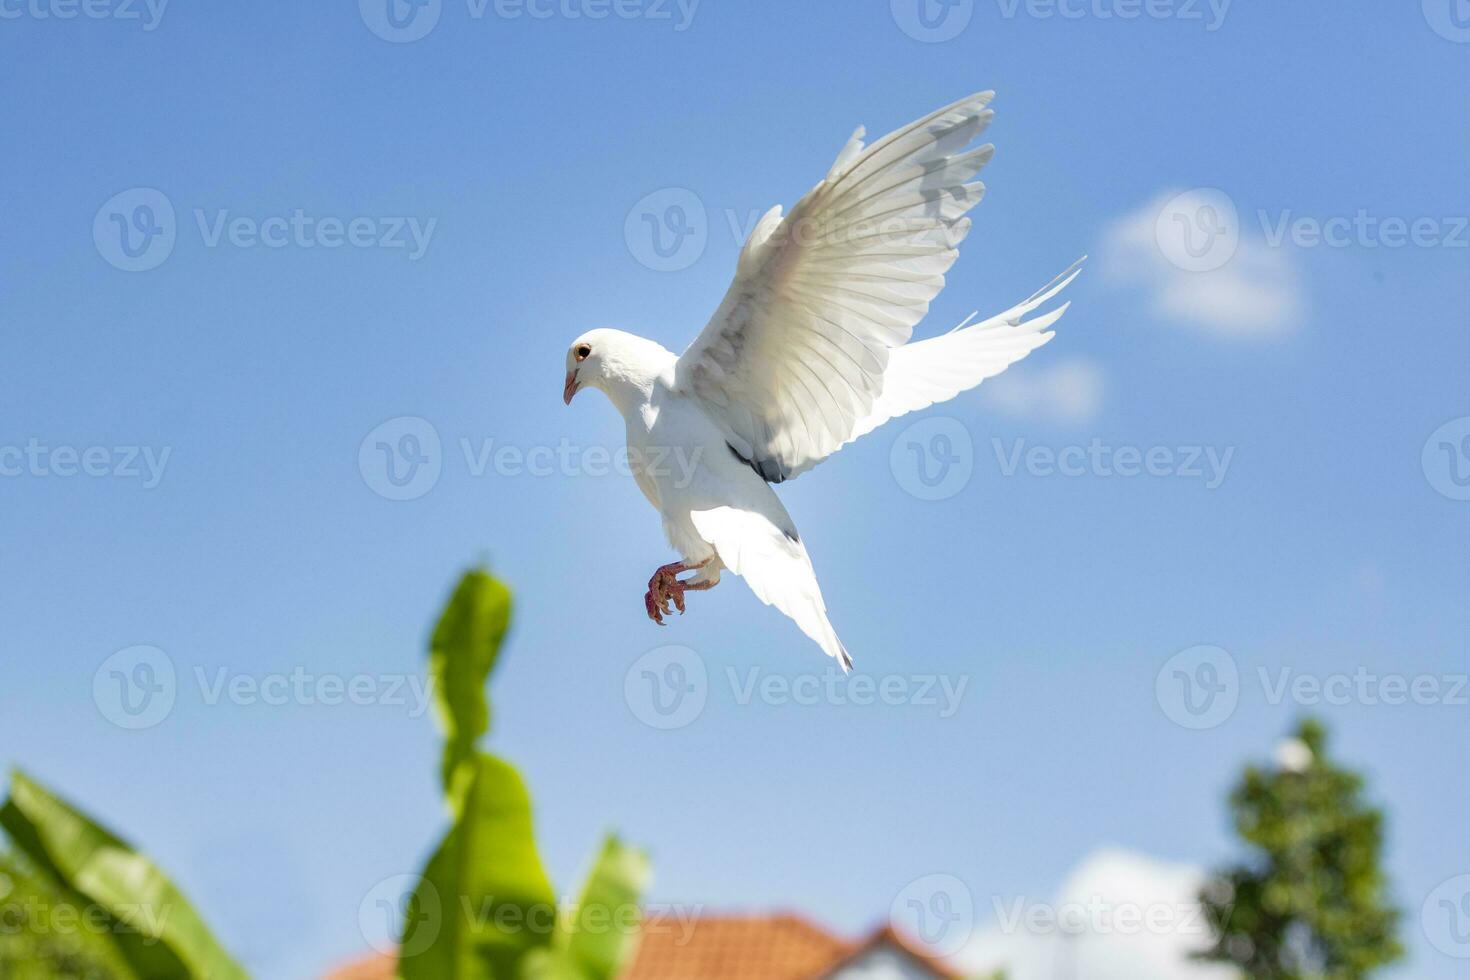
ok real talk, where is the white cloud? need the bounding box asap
[984,358,1105,425]
[1103,189,1305,337]
[961,848,1238,980]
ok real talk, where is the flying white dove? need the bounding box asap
[564,92,1082,670]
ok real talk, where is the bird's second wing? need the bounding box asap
[843,258,1084,447]
[675,93,998,483]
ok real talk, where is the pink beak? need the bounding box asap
[563,370,579,405]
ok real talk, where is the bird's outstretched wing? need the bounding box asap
[675,92,1077,483]
[675,92,997,482]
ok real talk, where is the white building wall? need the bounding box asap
[828,944,944,980]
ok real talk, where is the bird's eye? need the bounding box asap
[574,344,592,362]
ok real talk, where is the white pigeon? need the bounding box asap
[564,92,1082,671]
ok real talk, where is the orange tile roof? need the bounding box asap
[320,949,394,980]
[621,912,851,980]
[318,914,962,980]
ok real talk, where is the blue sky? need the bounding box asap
[3,2,1469,977]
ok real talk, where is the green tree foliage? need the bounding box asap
[0,848,132,980]
[398,568,649,980]
[1197,718,1403,979]
[0,772,246,980]
[429,570,514,804]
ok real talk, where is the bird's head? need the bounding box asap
[563,328,670,406]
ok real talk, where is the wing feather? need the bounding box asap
[676,92,999,482]
[842,259,1087,448]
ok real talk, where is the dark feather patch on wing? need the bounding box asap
[728,442,778,482]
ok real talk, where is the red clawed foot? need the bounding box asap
[644,586,666,625]
[643,559,715,625]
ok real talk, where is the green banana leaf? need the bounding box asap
[430,569,513,804]
[399,753,557,980]
[0,770,247,980]
[0,848,140,980]
[530,835,651,980]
